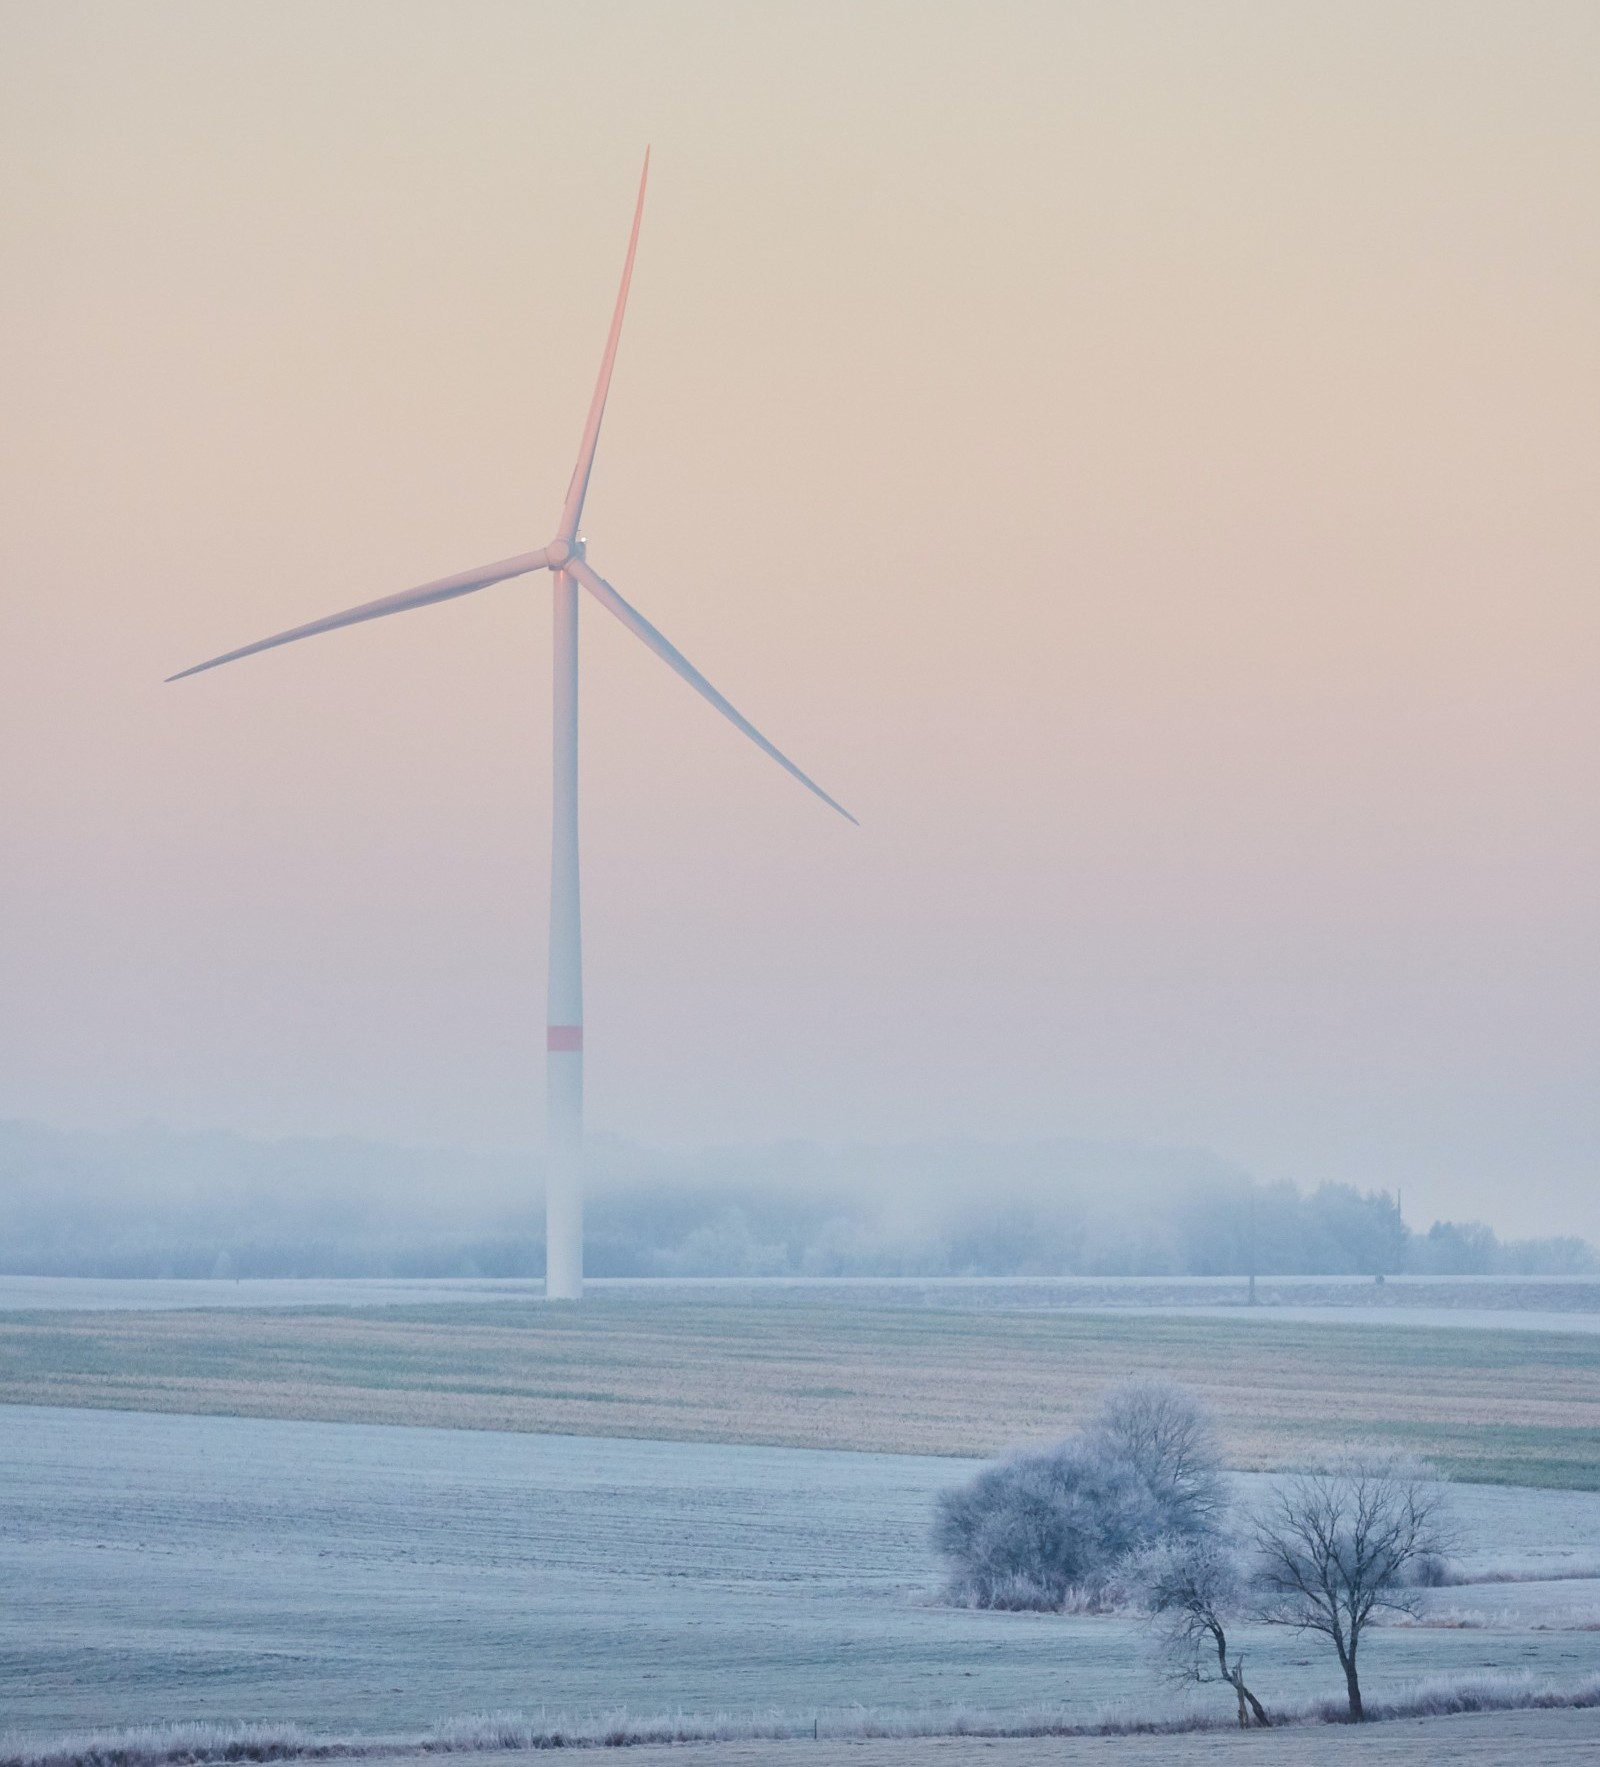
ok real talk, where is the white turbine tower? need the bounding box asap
[169,154,855,1300]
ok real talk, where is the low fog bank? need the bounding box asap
[2,1120,1592,1282]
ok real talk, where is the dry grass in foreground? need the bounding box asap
[2,1291,1597,1483]
[370,1705,1600,1766]
[5,1676,1600,1767]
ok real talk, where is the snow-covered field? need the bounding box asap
[3,1405,1599,1742]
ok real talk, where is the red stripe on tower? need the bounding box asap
[547,1025,583,1053]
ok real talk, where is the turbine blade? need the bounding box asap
[568,556,857,825]
[557,150,649,542]
[166,548,552,682]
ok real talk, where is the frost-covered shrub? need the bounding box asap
[935,1435,1166,1608]
[1084,1380,1226,1538]
[934,1382,1227,1610]
[1394,1548,1455,1588]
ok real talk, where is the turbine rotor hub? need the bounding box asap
[545,536,585,570]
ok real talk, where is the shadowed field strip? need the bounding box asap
[343,1707,1600,1766]
[1,1294,1598,1484]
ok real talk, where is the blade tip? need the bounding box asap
[166,655,227,682]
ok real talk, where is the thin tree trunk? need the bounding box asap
[1344,1661,1364,1721]
[1213,1618,1271,1728]
[1227,1666,1271,1728]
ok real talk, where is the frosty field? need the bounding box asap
[3,1283,1599,1485]
[4,1404,1600,1744]
[4,1274,1600,1327]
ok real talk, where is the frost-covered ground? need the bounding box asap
[3,1406,1600,1742]
[2,1274,1599,1332]
[337,1708,1600,1767]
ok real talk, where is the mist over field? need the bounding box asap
[2,1119,1590,1282]
[5,4,1600,1262]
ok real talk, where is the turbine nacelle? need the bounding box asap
[543,536,584,571]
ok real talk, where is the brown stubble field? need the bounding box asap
[1,1292,1597,1486]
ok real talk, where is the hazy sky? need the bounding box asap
[3,2,1597,1238]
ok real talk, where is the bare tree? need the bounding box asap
[1133,1535,1271,1727]
[1252,1450,1451,1721]
[1087,1379,1227,1535]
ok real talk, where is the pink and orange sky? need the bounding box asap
[2,2,1597,1237]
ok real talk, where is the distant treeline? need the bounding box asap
[0,1119,1591,1280]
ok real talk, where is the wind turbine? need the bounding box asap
[168,154,855,1300]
